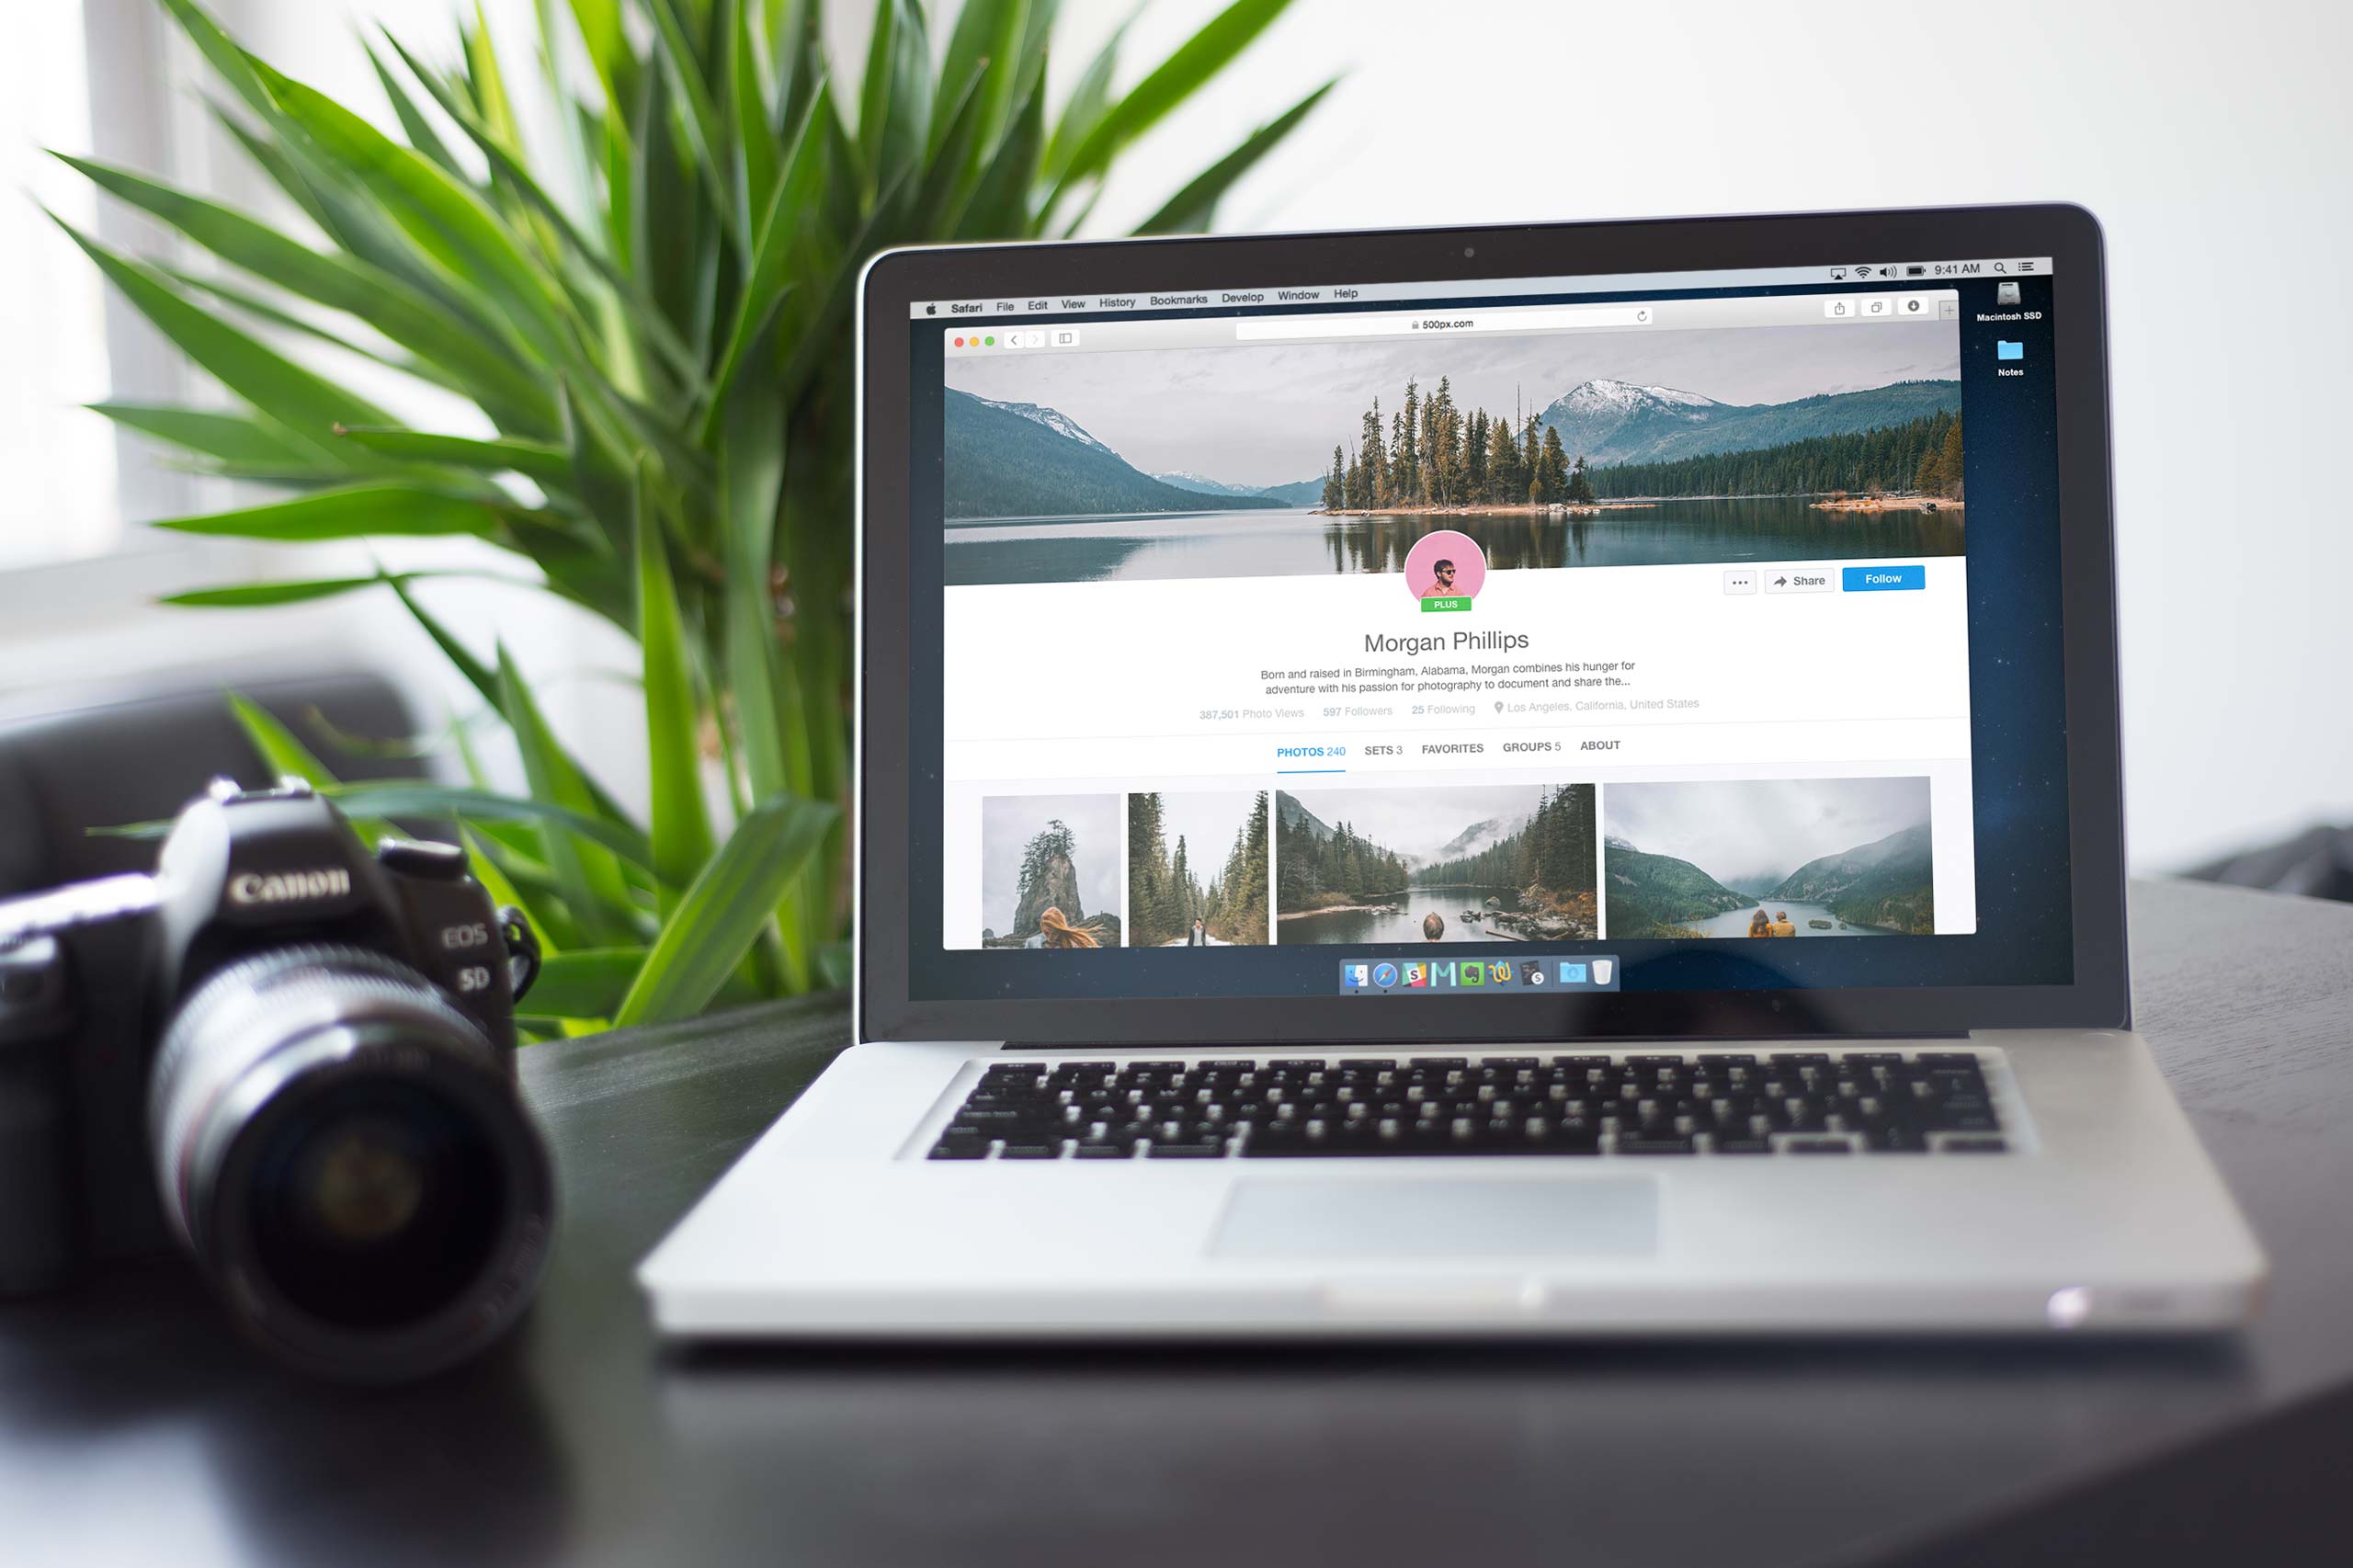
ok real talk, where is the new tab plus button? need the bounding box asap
[1843,565,1924,592]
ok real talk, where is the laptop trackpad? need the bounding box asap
[1211,1177,1658,1258]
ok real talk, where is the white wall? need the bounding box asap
[36,0,2353,869]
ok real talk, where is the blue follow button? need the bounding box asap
[1843,564,1924,592]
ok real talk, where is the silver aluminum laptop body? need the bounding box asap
[642,1030,2259,1335]
[640,208,2265,1338]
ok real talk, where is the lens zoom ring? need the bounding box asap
[150,946,490,1244]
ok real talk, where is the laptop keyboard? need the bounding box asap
[926,1052,2008,1160]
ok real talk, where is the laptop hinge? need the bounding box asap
[997,1033,1973,1051]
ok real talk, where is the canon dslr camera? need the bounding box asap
[0,780,553,1381]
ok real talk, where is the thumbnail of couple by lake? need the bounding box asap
[939,319,1966,587]
[1604,778,1938,938]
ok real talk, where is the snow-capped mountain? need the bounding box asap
[1563,378,1721,415]
[1533,377,1962,468]
[943,391,1288,519]
[1532,379,1726,468]
[1156,471,1328,506]
[971,394,1112,452]
[1153,470,1264,497]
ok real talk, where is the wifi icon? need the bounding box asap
[1854,265,1873,278]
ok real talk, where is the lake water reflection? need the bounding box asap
[945,498,1963,586]
[1278,885,1524,946]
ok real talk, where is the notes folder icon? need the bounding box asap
[1996,340,2024,360]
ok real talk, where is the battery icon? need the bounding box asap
[1904,264,1927,277]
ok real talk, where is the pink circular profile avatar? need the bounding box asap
[1404,530,1486,601]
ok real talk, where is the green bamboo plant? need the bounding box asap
[51,0,1330,1033]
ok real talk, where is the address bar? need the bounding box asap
[1234,304,1654,342]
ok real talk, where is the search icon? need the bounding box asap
[1994,262,2006,273]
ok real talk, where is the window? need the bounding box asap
[0,0,119,571]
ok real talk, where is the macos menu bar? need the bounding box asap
[906,256,2054,318]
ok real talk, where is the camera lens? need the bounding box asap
[149,947,553,1381]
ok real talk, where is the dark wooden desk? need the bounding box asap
[6,879,2351,1567]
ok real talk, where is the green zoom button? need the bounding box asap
[1420,596,1472,613]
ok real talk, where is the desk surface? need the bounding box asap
[6,879,2351,1568]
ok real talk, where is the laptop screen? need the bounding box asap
[895,250,2072,1006]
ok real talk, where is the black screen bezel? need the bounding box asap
[858,203,2126,1044]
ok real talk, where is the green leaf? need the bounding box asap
[594,97,636,273]
[207,101,505,331]
[498,643,643,941]
[775,162,909,405]
[156,263,484,415]
[955,57,1048,240]
[386,570,501,711]
[1042,6,1133,183]
[644,0,747,247]
[814,939,852,990]
[157,0,278,121]
[60,153,555,430]
[635,465,715,909]
[564,0,636,112]
[334,426,574,487]
[151,484,516,542]
[525,946,762,1020]
[1133,78,1334,234]
[613,790,836,1026]
[166,575,394,608]
[728,0,779,234]
[376,33,713,398]
[518,947,643,1018]
[50,216,394,450]
[719,329,801,802]
[857,0,928,197]
[365,39,463,173]
[555,378,633,550]
[697,76,827,441]
[907,60,994,241]
[1048,0,1298,217]
[329,778,660,877]
[718,327,816,987]
[87,402,312,468]
[251,60,574,364]
[226,692,343,790]
[933,0,1027,153]
[462,6,527,158]
[166,569,537,610]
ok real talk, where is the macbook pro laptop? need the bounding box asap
[640,204,2266,1336]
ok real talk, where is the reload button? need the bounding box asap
[1842,564,1925,592]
